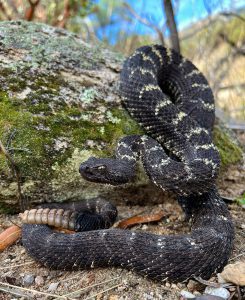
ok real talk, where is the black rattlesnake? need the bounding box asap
[21,45,234,282]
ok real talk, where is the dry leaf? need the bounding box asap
[116,211,166,229]
[220,261,245,285]
[0,225,21,251]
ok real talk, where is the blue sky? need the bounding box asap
[92,0,244,44]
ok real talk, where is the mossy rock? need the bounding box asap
[0,21,243,213]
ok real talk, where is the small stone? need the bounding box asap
[171,283,178,289]
[23,274,34,286]
[48,282,59,292]
[204,286,230,299]
[187,279,200,292]
[35,275,44,286]
[220,262,245,285]
[180,290,196,298]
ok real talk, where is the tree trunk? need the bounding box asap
[163,0,180,52]
[0,21,242,212]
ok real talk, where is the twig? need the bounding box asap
[57,0,71,28]
[226,124,245,130]
[123,2,165,46]
[221,12,245,22]
[218,83,245,90]
[24,0,40,21]
[0,281,76,300]
[62,276,121,297]
[0,286,29,298]
[219,32,245,56]
[0,261,35,269]
[193,276,220,287]
[181,17,219,41]
[84,283,123,300]
[0,1,12,20]
[237,285,242,300]
[59,272,85,283]
[230,252,245,261]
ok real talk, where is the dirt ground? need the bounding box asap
[0,133,244,300]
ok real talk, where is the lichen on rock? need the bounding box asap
[0,21,243,212]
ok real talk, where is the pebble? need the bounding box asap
[180,290,196,298]
[187,279,200,292]
[35,275,44,286]
[22,274,34,286]
[20,249,26,255]
[204,286,230,299]
[48,282,59,292]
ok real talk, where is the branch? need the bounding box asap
[24,0,40,21]
[181,11,245,41]
[162,0,180,52]
[218,83,245,90]
[123,2,165,46]
[221,12,245,22]
[180,17,219,41]
[56,0,71,28]
[219,32,245,56]
[0,1,12,20]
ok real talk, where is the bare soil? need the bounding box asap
[0,161,244,300]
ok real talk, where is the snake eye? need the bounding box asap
[95,165,107,171]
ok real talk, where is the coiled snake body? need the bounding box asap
[22,45,234,282]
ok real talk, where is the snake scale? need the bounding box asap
[22,45,234,282]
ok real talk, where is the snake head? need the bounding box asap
[79,157,134,185]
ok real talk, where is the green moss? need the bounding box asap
[236,193,245,206]
[213,125,243,168]
[0,202,17,214]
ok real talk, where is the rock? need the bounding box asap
[22,274,34,286]
[187,279,202,292]
[35,275,44,286]
[48,281,59,292]
[180,290,196,298]
[204,286,230,299]
[219,262,245,285]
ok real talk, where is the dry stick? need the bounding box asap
[123,2,165,46]
[25,0,40,21]
[59,272,86,283]
[0,281,76,300]
[0,139,26,211]
[230,252,245,261]
[0,261,35,269]
[84,283,123,300]
[61,276,121,298]
[0,287,29,299]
